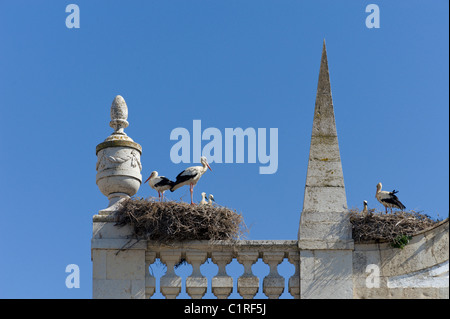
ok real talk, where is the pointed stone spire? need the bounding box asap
[298,42,354,299]
[311,40,337,137]
[298,41,352,246]
[302,40,347,216]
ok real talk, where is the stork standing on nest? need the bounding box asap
[208,194,215,205]
[375,182,406,214]
[170,156,212,205]
[144,171,174,202]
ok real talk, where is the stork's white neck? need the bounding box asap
[376,183,382,194]
[200,161,208,172]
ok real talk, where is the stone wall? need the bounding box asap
[92,214,147,299]
[353,219,449,299]
[91,216,449,299]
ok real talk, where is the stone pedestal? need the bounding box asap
[92,95,146,299]
[92,217,147,299]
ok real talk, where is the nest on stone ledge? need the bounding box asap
[114,197,248,242]
[349,209,443,246]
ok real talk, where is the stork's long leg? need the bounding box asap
[190,183,194,205]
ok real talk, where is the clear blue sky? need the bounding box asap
[0,1,448,298]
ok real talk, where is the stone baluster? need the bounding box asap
[211,252,234,299]
[262,252,285,299]
[237,251,259,299]
[185,251,208,299]
[145,252,156,299]
[288,251,300,299]
[160,251,182,299]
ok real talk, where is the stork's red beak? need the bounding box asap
[207,163,212,171]
[144,176,151,183]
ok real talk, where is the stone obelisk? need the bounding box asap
[298,40,354,299]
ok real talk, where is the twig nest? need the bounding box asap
[114,197,248,242]
[349,209,440,244]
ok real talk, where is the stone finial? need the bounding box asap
[104,95,134,143]
[95,95,142,213]
[110,95,129,134]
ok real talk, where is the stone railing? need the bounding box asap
[145,240,299,299]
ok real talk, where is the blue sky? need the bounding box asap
[0,1,448,298]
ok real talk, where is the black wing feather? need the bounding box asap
[154,176,174,188]
[175,169,198,182]
[170,170,199,192]
[174,173,198,184]
[381,195,406,210]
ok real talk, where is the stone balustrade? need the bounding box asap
[144,240,299,299]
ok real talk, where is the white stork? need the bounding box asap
[208,194,215,205]
[362,200,368,215]
[375,182,406,214]
[200,192,208,205]
[144,171,174,202]
[170,156,212,205]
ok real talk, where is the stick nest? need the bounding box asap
[349,209,442,244]
[115,197,248,242]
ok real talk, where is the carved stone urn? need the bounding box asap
[95,95,142,213]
